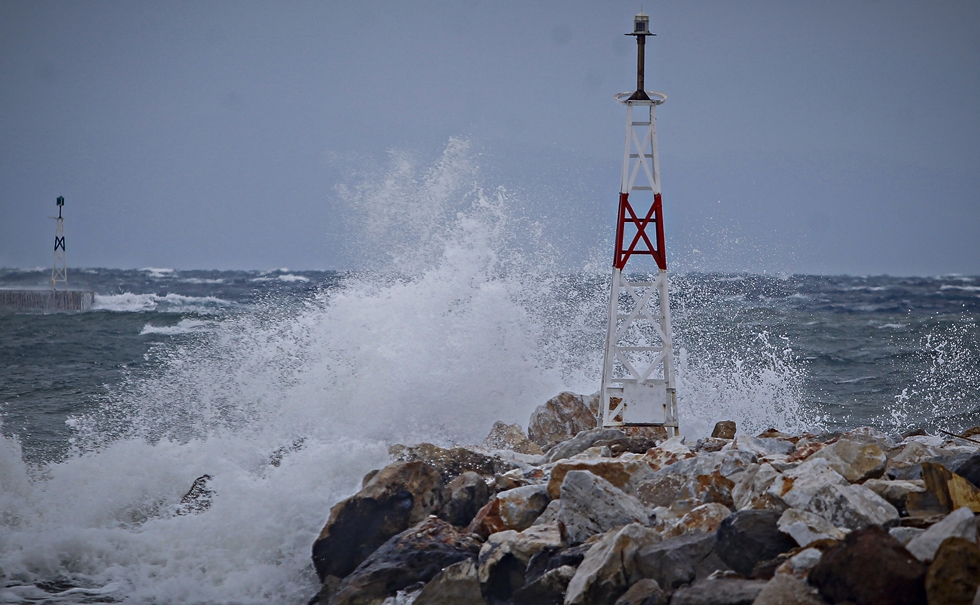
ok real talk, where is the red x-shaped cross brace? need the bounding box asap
[614,192,666,270]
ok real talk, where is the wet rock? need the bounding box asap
[805,482,899,531]
[269,437,305,467]
[668,578,767,605]
[635,531,731,593]
[695,438,730,453]
[478,524,562,605]
[808,524,927,605]
[711,421,737,440]
[442,471,490,527]
[330,517,481,605]
[546,428,626,463]
[731,463,784,512]
[643,436,697,470]
[906,462,980,517]
[864,478,926,516]
[593,436,661,457]
[527,392,598,449]
[511,564,575,605]
[546,458,656,500]
[714,509,796,577]
[412,559,483,605]
[613,578,667,605]
[361,469,380,488]
[886,441,952,476]
[751,574,826,605]
[523,542,591,586]
[564,523,660,605]
[925,536,980,605]
[676,471,735,509]
[466,484,550,537]
[621,425,670,441]
[890,526,925,545]
[733,435,794,458]
[777,508,848,547]
[785,440,824,463]
[391,443,510,484]
[557,470,654,545]
[312,461,445,581]
[663,503,732,539]
[810,436,887,482]
[482,421,543,456]
[767,457,848,510]
[906,506,978,562]
[174,474,213,516]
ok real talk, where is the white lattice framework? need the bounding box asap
[600,92,678,435]
[52,207,67,290]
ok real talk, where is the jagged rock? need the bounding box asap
[906,506,978,562]
[732,463,785,513]
[442,471,489,527]
[777,508,848,547]
[808,524,927,605]
[806,482,899,531]
[907,462,980,517]
[711,421,737,440]
[269,437,305,467]
[663,503,731,539]
[492,468,527,492]
[390,443,509,483]
[925,537,980,605]
[546,458,656,500]
[886,441,952,476]
[524,543,591,586]
[312,461,445,581]
[785,440,824,463]
[620,425,669,441]
[478,524,562,605]
[412,559,483,605]
[634,472,685,508]
[810,437,887,482]
[949,450,980,488]
[696,438,730,453]
[773,547,824,579]
[864,478,926,515]
[635,531,731,593]
[466,484,550,537]
[528,392,598,449]
[361,469,380,488]
[533,498,561,526]
[644,436,697,470]
[668,578,767,605]
[714,509,796,577]
[329,517,481,605]
[733,435,794,458]
[665,450,758,478]
[174,474,213,516]
[564,523,660,605]
[593,436,661,457]
[482,421,544,456]
[890,526,925,545]
[751,574,826,605]
[546,428,626,463]
[767,457,848,510]
[612,578,667,605]
[511,564,575,605]
[557,471,654,545]
[676,471,736,509]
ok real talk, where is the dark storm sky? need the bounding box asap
[1,1,978,275]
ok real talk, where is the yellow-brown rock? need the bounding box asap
[546,458,654,500]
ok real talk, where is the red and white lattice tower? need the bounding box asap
[600,12,678,435]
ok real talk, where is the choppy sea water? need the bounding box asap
[1,144,978,604]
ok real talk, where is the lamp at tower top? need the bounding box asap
[626,12,655,102]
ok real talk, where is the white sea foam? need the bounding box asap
[94,293,232,313]
[0,140,817,604]
[140,319,215,335]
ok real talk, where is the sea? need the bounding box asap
[1,146,979,604]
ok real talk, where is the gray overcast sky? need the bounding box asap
[1,1,978,275]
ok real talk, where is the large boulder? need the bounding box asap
[906,462,980,517]
[662,503,732,539]
[390,442,508,483]
[442,471,490,527]
[482,421,544,456]
[667,578,767,605]
[777,508,847,547]
[733,435,794,458]
[863,478,926,516]
[751,574,826,605]
[808,524,927,605]
[527,392,598,449]
[613,579,667,605]
[557,470,654,545]
[805,482,899,530]
[412,559,483,605]
[767,457,847,510]
[634,531,731,593]
[711,421,736,440]
[925,536,980,605]
[546,428,626,463]
[329,517,481,605]
[714,509,796,577]
[312,461,445,581]
[511,564,576,605]
[546,458,657,500]
[564,523,661,605]
[905,505,978,562]
[466,484,550,538]
[810,436,887,482]
[478,524,562,605]
[731,463,784,512]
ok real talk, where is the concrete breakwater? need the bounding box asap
[0,289,95,311]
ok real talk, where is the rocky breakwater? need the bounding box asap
[309,391,980,605]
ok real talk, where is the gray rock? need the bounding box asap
[863,478,926,515]
[734,435,794,458]
[557,471,654,545]
[496,484,551,531]
[714,509,796,577]
[731,463,785,512]
[528,391,598,449]
[478,524,562,604]
[810,437,887,483]
[564,523,661,605]
[668,578,767,605]
[634,531,731,593]
[412,559,483,605]
[906,505,978,562]
[889,526,925,546]
[751,574,826,605]
[547,428,627,463]
[482,421,544,456]
[532,498,561,526]
[442,471,490,527]
[613,578,667,605]
[767,457,848,510]
[778,508,848,547]
[511,564,575,605]
[804,482,899,531]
